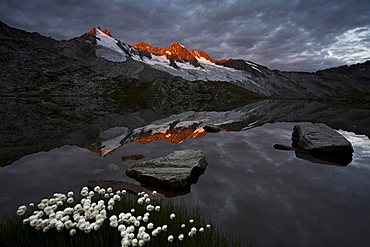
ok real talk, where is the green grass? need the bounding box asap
[0,193,241,247]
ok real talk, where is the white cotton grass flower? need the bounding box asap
[151,229,159,236]
[29,203,34,207]
[147,223,154,229]
[69,228,76,236]
[109,215,117,222]
[130,209,135,213]
[146,205,154,211]
[138,239,145,246]
[80,190,88,197]
[189,219,194,224]
[143,233,150,241]
[67,198,74,204]
[199,227,204,232]
[118,224,126,231]
[137,198,144,205]
[132,238,138,246]
[206,224,211,228]
[181,224,186,228]
[16,205,27,216]
[154,206,160,211]
[178,233,184,241]
[67,191,74,197]
[170,213,175,219]
[161,225,168,231]
[167,235,174,242]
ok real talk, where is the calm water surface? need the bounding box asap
[1,122,370,247]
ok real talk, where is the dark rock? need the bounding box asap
[292,122,354,166]
[273,144,294,151]
[203,125,222,133]
[126,149,207,189]
[122,154,145,161]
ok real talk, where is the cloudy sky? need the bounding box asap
[1,0,369,71]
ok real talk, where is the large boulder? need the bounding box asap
[292,122,354,165]
[126,149,207,189]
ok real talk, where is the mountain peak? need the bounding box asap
[85,27,112,37]
[133,41,217,64]
[170,43,186,49]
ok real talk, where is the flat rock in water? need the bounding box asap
[292,122,353,165]
[126,149,207,189]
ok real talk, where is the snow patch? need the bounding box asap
[252,66,261,72]
[95,28,128,62]
[245,61,257,66]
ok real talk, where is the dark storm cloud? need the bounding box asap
[1,0,369,71]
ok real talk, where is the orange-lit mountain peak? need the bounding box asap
[192,50,216,63]
[101,28,112,37]
[84,27,113,37]
[133,41,218,64]
[168,42,187,49]
[85,27,96,36]
[133,41,152,48]
[133,42,162,55]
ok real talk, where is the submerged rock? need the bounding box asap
[126,149,207,189]
[273,144,294,151]
[122,154,145,161]
[203,125,221,133]
[292,122,354,166]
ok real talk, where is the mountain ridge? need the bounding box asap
[1,21,370,98]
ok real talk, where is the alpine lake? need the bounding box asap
[1,98,370,247]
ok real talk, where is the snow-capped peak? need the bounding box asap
[85,26,130,62]
[82,27,264,92]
